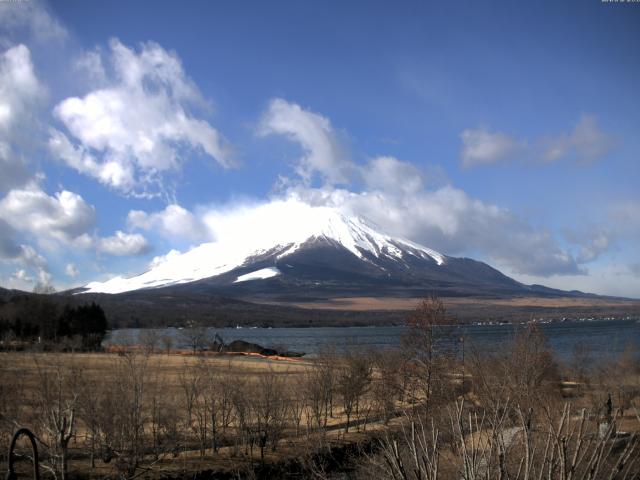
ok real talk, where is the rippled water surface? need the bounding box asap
[106,318,640,363]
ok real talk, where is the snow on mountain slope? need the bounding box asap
[81,199,445,294]
[234,267,281,283]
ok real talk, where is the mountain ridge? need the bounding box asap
[68,200,639,330]
[77,200,611,303]
[81,200,448,294]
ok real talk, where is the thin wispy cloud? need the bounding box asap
[539,114,613,164]
[460,114,613,168]
[459,127,523,168]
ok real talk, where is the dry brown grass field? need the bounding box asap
[0,349,399,479]
[287,295,640,312]
[1,305,639,479]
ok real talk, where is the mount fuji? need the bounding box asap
[70,199,637,327]
[80,199,558,300]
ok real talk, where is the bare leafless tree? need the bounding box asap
[104,352,150,478]
[376,417,440,480]
[178,359,202,456]
[32,359,79,480]
[230,376,250,456]
[146,368,179,461]
[469,323,560,413]
[250,368,289,463]
[161,335,174,355]
[0,364,25,462]
[139,329,159,354]
[373,397,640,480]
[336,351,372,432]
[192,360,210,457]
[205,362,236,453]
[77,371,102,468]
[402,294,448,411]
[287,375,306,438]
[180,321,209,355]
[304,359,334,431]
[371,348,404,424]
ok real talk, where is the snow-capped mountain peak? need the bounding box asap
[82,199,445,294]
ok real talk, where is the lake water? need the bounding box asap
[105,318,640,365]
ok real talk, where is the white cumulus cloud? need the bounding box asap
[65,262,79,278]
[11,268,33,285]
[0,185,96,245]
[49,38,232,197]
[127,204,207,242]
[148,249,181,269]
[0,44,46,192]
[0,218,21,260]
[259,98,353,186]
[259,101,584,277]
[0,44,45,136]
[0,141,30,194]
[98,230,151,256]
[361,155,424,195]
[1,242,52,290]
[288,182,582,277]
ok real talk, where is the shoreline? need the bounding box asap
[105,315,640,332]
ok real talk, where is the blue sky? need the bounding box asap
[0,0,639,296]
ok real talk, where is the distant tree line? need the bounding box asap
[0,294,109,350]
